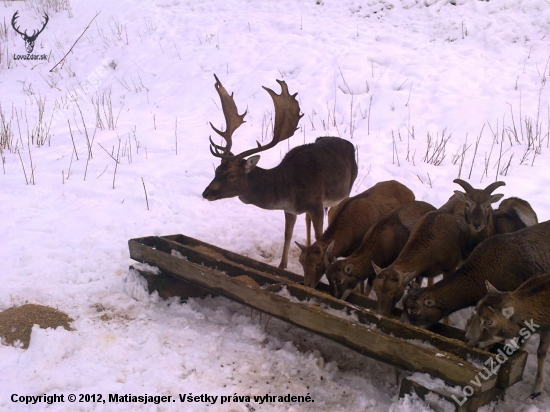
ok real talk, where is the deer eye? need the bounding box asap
[483,319,493,327]
[315,263,323,270]
[409,308,418,315]
[227,174,236,181]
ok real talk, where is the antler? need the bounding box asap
[483,181,506,194]
[11,11,25,37]
[235,79,303,160]
[453,179,474,193]
[31,13,49,39]
[209,74,247,158]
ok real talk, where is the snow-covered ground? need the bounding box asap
[1,0,549,410]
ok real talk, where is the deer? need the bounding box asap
[465,276,550,399]
[401,220,550,330]
[372,179,505,317]
[493,197,538,234]
[325,200,435,301]
[295,180,414,289]
[202,75,358,269]
[11,11,49,54]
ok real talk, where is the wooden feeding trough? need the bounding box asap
[128,234,528,412]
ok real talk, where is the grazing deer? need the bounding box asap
[465,276,550,399]
[11,11,49,54]
[401,220,550,329]
[372,179,505,317]
[296,180,415,289]
[326,200,435,301]
[202,75,358,269]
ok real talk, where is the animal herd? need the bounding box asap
[202,75,550,398]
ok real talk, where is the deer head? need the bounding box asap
[453,179,505,232]
[202,74,303,202]
[12,11,49,54]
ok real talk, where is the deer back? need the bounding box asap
[402,220,550,328]
[299,181,414,288]
[326,200,435,300]
[493,197,538,234]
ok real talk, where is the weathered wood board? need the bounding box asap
[128,234,528,411]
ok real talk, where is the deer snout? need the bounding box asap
[202,182,221,200]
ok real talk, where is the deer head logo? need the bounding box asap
[11,11,49,54]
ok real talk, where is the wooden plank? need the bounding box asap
[156,234,528,390]
[131,237,505,363]
[129,235,527,392]
[129,236,494,391]
[129,265,211,300]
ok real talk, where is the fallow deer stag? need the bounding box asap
[202,75,358,269]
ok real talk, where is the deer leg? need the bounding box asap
[354,280,365,295]
[532,330,550,398]
[305,213,311,247]
[363,282,372,297]
[309,206,325,241]
[279,212,297,269]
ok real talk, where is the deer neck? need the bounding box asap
[238,166,296,212]
[513,288,550,327]
[431,264,487,317]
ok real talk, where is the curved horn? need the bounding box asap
[483,181,506,194]
[453,179,474,193]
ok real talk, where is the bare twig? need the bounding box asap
[141,177,150,210]
[50,11,101,72]
[97,141,120,163]
[112,138,121,189]
[68,119,78,160]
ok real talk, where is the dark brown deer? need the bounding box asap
[401,220,550,329]
[465,276,550,398]
[372,179,505,317]
[12,11,49,54]
[296,180,415,289]
[326,200,435,301]
[202,75,358,269]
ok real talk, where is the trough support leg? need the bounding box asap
[130,265,212,300]
[398,376,504,412]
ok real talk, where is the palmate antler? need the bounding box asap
[209,74,247,157]
[209,74,303,160]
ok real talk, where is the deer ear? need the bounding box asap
[244,155,260,173]
[344,263,354,275]
[295,241,307,252]
[502,306,514,319]
[323,252,335,267]
[372,262,383,276]
[485,280,500,294]
[491,193,504,203]
[326,240,335,254]
[424,298,435,308]
[453,191,466,201]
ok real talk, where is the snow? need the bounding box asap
[1,0,550,410]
